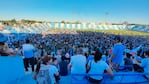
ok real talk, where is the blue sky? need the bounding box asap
[0,0,149,24]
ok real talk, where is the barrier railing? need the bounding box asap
[0,56,25,84]
[71,72,149,84]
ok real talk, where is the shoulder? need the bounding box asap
[40,64,50,70]
[113,44,119,49]
[29,44,34,47]
[99,61,109,69]
[142,58,149,62]
[50,65,57,69]
[80,55,86,58]
[71,55,77,59]
[71,56,75,59]
[49,65,58,72]
[88,60,93,64]
[22,44,26,47]
[99,60,108,65]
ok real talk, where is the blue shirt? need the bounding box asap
[140,58,149,78]
[88,60,109,80]
[22,44,35,58]
[87,55,94,63]
[112,43,125,64]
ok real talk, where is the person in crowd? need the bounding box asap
[55,50,62,64]
[87,51,95,64]
[123,53,133,71]
[108,36,126,72]
[33,56,51,84]
[69,48,86,80]
[22,39,36,72]
[0,33,15,56]
[87,50,113,84]
[102,51,109,62]
[34,45,42,60]
[51,57,60,82]
[132,50,149,79]
[51,57,59,69]
[65,53,70,62]
[132,51,144,72]
[68,46,74,57]
[33,55,60,84]
[59,56,69,76]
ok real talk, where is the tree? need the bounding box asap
[10,19,16,23]
[61,20,65,23]
[123,21,128,25]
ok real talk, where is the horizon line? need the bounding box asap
[0,19,149,25]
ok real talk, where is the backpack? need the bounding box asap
[36,69,51,84]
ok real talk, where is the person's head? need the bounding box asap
[65,53,70,58]
[94,50,102,63]
[26,39,30,44]
[52,57,58,65]
[91,51,95,55]
[114,36,121,43]
[61,56,66,61]
[126,53,132,58]
[144,50,149,58]
[105,51,109,56]
[0,33,8,50]
[57,50,61,55]
[76,48,83,55]
[42,55,51,65]
[137,49,142,56]
[0,42,5,50]
[84,53,88,58]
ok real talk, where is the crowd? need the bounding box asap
[0,29,149,84]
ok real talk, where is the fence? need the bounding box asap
[71,72,149,84]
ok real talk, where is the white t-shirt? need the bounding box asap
[140,58,149,78]
[88,60,109,80]
[70,55,86,80]
[22,44,35,58]
[70,55,86,74]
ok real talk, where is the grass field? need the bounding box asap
[46,28,149,38]
[78,30,149,37]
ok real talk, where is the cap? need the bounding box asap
[0,33,8,42]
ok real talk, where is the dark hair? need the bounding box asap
[114,36,121,42]
[26,39,30,43]
[94,50,102,63]
[126,53,132,58]
[91,51,95,55]
[144,50,149,57]
[137,49,142,56]
[0,42,5,46]
[52,57,57,62]
[76,48,83,54]
[35,56,51,73]
[84,53,88,58]
[61,56,65,61]
[105,51,109,56]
